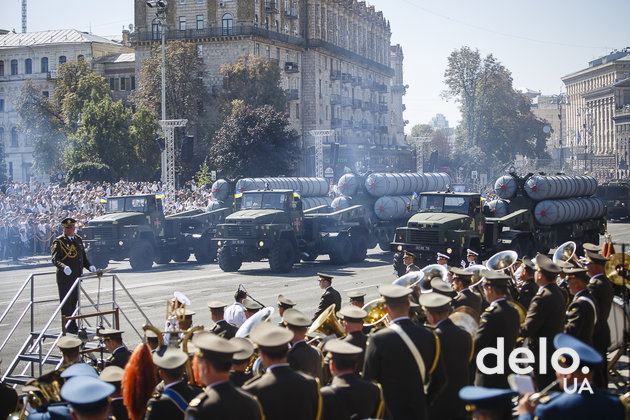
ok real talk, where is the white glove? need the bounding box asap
[63,266,72,276]
[89,265,97,272]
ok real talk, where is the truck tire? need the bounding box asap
[330,236,352,265]
[301,251,319,262]
[154,250,171,264]
[350,233,368,262]
[195,241,217,264]
[129,240,154,271]
[172,250,190,262]
[269,239,295,273]
[218,246,242,272]
[88,251,109,270]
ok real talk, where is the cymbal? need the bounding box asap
[604,253,630,287]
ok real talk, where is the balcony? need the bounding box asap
[391,84,407,94]
[379,103,388,113]
[284,7,298,18]
[330,94,341,105]
[264,1,279,13]
[341,73,352,83]
[353,120,362,129]
[284,62,299,73]
[361,122,373,131]
[351,76,362,86]
[330,70,341,80]
[342,96,353,107]
[307,38,394,77]
[361,79,374,90]
[361,101,372,111]
[331,118,342,128]
[378,125,388,134]
[287,89,299,100]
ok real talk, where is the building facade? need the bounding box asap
[132,0,407,176]
[530,94,568,167]
[0,29,132,183]
[561,49,630,180]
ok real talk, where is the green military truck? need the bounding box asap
[81,194,230,270]
[595,180,630,221]
[213,189,371,273]
[391,173,606,265]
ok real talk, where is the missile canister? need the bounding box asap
[364,173,451,197]
[525,175,597,201]
[211,179,231,202]
[337,173,360,196]
[374,195,418,220]
[485,199,509,218]
[331,196,352,211]
[302,197,333,210]
[235,177,329,197]
[494,175,518,200]
[534,197,605,225]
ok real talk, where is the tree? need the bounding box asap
[130,106,161,180]
[410,124,433,139]
[209,104,300,177]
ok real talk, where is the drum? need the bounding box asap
[607,296,630,352]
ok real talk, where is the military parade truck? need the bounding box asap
[596,180,630,221]
[390,173,607,265]
[81,194,231,270]
[213,188,371,273]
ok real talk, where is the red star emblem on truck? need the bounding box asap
[293,218,301,229]
[477,221,483,232]
[154,217,162,230]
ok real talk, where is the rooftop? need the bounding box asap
[94,53,135,64]
[0,29,123,49]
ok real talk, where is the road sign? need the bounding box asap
[324,167,334,178]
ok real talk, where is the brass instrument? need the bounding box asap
[307,304,346,338]
[605,253,630,288]
[528,379,559,404]
[486,250,519,271]
[464,264,484,283]
[417,264,449,290]
[142,324,165,347]
[508,300,527,324]
[235,307,274,338]
[182,325,204,385]
[449,306,479,335]
[392,271,423,288]
[362,298,390,330]
[552,241,576,265]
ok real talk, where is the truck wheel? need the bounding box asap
[154,250,171,264]
[350,234,368,262]
[378,243,391,252]
[88,252,109,270]
[172,250,190,262]
[330,236,352,265]
[301,251,319,262]
[269,239,295,273]
[218,246,242,272]
[195,241,217,264]
[129,240,154,271]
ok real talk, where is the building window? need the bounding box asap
[59,56,66,64]
[284,24,288,34]
[254,14,258,27]
[25,58,32,74]
[11,127,18,147]
[152,19,162,40]
[196,15,204,30]
[0,128,3,144]
[266,45,270,58]
[179,16,186,31]
[180,0,185,3]
[78,55,84,61]
[41,57,48,73]
[0,61,3,76]
[265,17,269,30]
[275,20,279,32]
[222,14,233,36]
[0,99,4,112]
[254,43,259,55]
[109,78,115,90]
[296,103,299,119]
[42,91,49,98]
[120,77,126,91]
[11,59,18,75]
[131,76,136,90]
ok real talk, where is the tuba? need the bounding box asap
[235,307,274,338]
[486,250,519,271]
[449,306,479,335]
[418,264,449,290]
[552,241,576,265]
[362,298,389,330]
[307,304,346,339]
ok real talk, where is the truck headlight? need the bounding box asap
[217,241,222,247]
[118,241,124,246]
[446,248,452,254]
[258,241,265,247]
[192,234,201,239]
[397,245,403,252]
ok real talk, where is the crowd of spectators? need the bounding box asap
[0,179,220,261]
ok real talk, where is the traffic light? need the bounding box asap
[181,135,194,162]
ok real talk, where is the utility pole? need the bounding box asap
[310,130,334,178]
[410,136,431,173]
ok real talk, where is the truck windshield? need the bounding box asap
[419,195,471,215]
[596,185,629,200]
[241,193,286,210]
[107,197,148,213]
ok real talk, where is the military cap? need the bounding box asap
[323,339,362,360]
[99,366,124,383]
[242,298,263,311]
[317,272,334,282]
[347,291,366,302]
[458,386,516,413]
[430,278,457,297]
[535,253,561,275]
[176,308,196,318]
[409,300,420,308]
[98,329,123,340]
[450,267,473,278]
[173,291,191,306]
[230,337,255,362]
[61,363,99,379]
[521,256,536,271]
[436,252,450,260]
[249,321,294,348]
[61,376,115,412]
[480,270,511,287]
[60,217,77,227]
[152,345,188,369]
[563,267,589,281]
[584,249,609,265]
[403,250,417,259]
[207,300,227,310]
[582,243,602,253]
[337,305,367,323]
[277,295,296,309]
[58,336,82,351]
[282,308,311,328]
[193,331,239,362]
[378,284,412,302]
[553,333,602,367]
[466,249,479,257]
[419,293,452,311]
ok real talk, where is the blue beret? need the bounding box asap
[60,363,98,379]
[459,386,516,412]
[553,333,602,366]
[60,376,114,409]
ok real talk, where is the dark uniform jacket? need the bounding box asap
[313,286,342,321]
[51,234,92,319]
[429,318,473,420]
[145,380,202,420]
[474,299,520,389]
[321,373,385,420]
[564,288,598,346]
[288,340,324,383]
[0,382,18,419]
[210,320,238,339]
[242,364,321,420]
[185,381,263,420]
[111,397,130,420]
[405,263,420,273]
[106,346,132,369]
[341,330,367,372]
[229,370,253,388]
[588,273,614,355]
[452,288,482,318]
[363,318,447,420]
[519,283,566,389]
[518,279,538,310]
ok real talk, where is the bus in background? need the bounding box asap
[596,180,630,221]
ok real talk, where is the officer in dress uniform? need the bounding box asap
[320,340,385,420]
[277,295,296,326]
[58,336,82,367]
[437,252,450,266]
[99,366,130,420]
[420,292,472,420]
[363,284,447,420]
[464,248,479,268]
[519,254,567,390]
[284,308,325,383]
[347,291,366,308]
[517,333,626,420]
[459,386,517,420]
[517,257,538,310]
[450,267,483,319]
[242,322,322,420]
[430,277,457,298]
[338,305,368,372]
[563,267,598,346]
[99,329,132,369]
[474,270,520,389]
[208,300,238,339]
[60,375,115,420]
[51,217,96,334]
[185,332,263,419]
[144,346,202,420]
[312,273,341,321]
[243,298,263,319]
[403,250,420,273]
[228,337,255,388]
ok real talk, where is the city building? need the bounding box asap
[131,0,408,176]
[0,29,132,183]
[530,93,568,166]
[562,48,630,180]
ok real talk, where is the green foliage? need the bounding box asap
[209,105,300,178]
[130,106,161,180]
[66,161,115,183]
[0,140,7,183]
[410,124,433,139]
[194,157,214,187]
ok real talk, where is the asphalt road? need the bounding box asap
[1,222,629,382]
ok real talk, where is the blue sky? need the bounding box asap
[1,0,627,131]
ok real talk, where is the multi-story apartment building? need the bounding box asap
[531,94,568,165]
[0,29,132,183]
[562,49,630,180]
[132,0,408,176]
